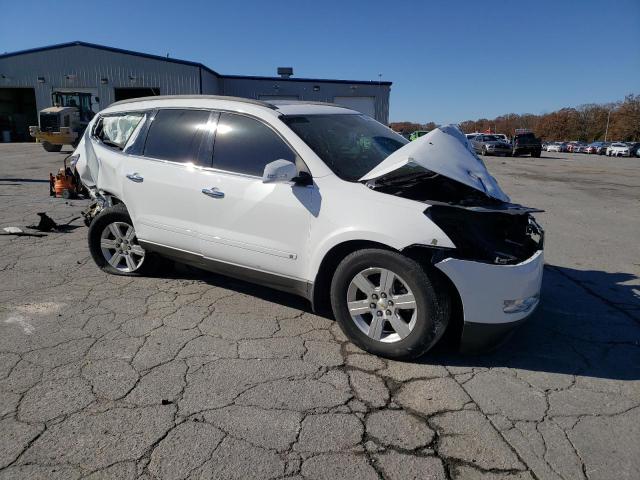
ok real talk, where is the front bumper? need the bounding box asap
[435,250,544,353]
[29,126,77,145]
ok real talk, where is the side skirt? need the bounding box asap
[139,240,313,300]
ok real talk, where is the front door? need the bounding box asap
[198,112,315,280]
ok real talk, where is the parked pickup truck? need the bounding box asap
[511,131,542,157]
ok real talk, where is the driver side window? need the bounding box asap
[212,113,297,177]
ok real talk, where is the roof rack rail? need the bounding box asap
[110,94,277,109]
[266,99,348,109]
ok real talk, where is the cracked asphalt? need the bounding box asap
[1,143,639,480]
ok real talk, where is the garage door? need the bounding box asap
[0,88,37,142]
[333,96,376,118]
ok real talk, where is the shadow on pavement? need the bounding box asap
[425,264,640,381]
[149,260,640,381]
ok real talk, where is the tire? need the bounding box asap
[88,203,154,276]
[482,146,488,156]
[532,150,541,158]
[42,141,63,152]
[330,249,451,359]
[512,149,519,157]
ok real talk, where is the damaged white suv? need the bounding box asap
[74,96,544,358]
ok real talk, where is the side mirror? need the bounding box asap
[262,159,298,184]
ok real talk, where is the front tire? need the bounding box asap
[42,141,62,152]
[88,204,152,276]
[330,249,450,359]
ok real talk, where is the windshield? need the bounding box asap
[282,114,408,181]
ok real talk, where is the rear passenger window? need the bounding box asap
[212,113,296,176]
[143,109,211,164]
[93,113,144,149]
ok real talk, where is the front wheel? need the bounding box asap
[330,249,450,359]
[88,204,152,276]
[42,141,62,152]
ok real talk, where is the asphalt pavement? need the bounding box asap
[0,144,638,480]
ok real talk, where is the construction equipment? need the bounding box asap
[49,156,85,199]
[29,91,96,152]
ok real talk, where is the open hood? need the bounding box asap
[360,125,510,202]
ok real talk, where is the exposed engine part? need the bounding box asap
[81,192,112,227]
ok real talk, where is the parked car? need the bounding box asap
[74,96,544,358]
[596,142,610,155]
[409,130,429,141]
[511,132,542,157]
[471,134,513,156]
[585,142,603,154]
[628,142,640,156]
[546,142,564,152]
[574,144,589,153]
[566,142,586,153]
[492,133,510,144]
[607,143,631,156]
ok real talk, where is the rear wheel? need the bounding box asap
[330,249,450,359]
[532,150,541,158]
[88,204,153,276]
[42,141,62,152]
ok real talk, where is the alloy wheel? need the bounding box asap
[346,267,418,343]
[99,221,145,273]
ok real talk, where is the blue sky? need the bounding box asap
[1,0,638,123]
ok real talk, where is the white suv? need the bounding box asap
[75,95,544,358]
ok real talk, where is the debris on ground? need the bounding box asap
[3,227,23,234]
[29,212,58,232]
[27,213,82,233]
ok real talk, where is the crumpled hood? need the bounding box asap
[360,125,510,202]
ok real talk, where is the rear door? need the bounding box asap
[121,108,215,253]
[197,112,315,280]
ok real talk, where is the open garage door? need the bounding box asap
[333,96,376,118]
[0,88,37,142]
[114,88,160,102]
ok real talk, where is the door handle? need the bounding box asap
[126,173,144,183]
[202,187,224,198]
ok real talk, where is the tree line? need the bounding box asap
[390,94,640,142]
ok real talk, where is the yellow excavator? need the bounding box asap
[29,91,96,152]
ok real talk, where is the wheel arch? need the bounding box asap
[310,239,395,315]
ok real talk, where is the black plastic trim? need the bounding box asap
[139,240,312,300]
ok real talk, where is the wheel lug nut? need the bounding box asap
[386,310,392,316]
[370,303,376,309]
[381,293,387,298]
[376,310,383,317]
[388,300,394,306]
[371,294,378,300]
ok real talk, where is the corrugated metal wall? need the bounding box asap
[0,45,217,113]
[221,77,390,123]
[0,44,390,124]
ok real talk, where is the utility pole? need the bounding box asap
[604,110,611,142]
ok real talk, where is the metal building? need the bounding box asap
[0,41,391,141]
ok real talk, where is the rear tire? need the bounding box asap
[88,204,154,276]
[42,141,62,152]
[330,249,450,359]
[532,150,541,158]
